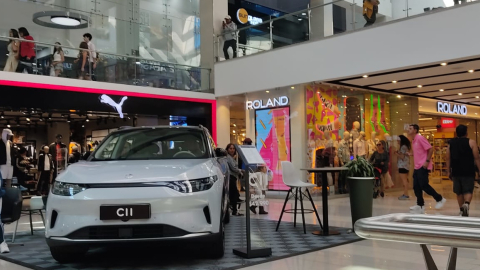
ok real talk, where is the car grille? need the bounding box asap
[67,225,189,240]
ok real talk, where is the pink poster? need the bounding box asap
[255,107,291,190]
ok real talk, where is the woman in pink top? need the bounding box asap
[407,124,446,214]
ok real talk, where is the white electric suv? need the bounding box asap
[45,126,230,263]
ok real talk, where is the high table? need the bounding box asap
[302,167,348,236]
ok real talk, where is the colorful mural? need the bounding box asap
[364,94,391,139]
[255,107,291,190]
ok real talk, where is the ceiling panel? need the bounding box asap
[396,81,480,94]
[340,59,480,86]
[374,72,480,90]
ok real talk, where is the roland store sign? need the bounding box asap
[437,102,467,115]
[236,8,263,25]
[246,96,289,110]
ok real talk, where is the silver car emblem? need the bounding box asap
[126,174,133,179]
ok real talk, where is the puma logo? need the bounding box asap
[100,94,128,118]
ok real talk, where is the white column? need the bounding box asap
[200,0,228,90]
[288,87,307,173]
[309,0,334,39]
[216,97,231,148]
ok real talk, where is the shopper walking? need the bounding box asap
[446,124,480,216]
[363,0,379,27]
[75,42,90,80]
[37,146,54,196]
[369,140,389,198]
[222,15,237,60]
[4,29,19,72]
[15,27,36,74]
[396,135,411,200]
[408,124,446,214]
[51,42,64,77]
[226,143,243,216]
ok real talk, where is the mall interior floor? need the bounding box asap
[2,180,480,270]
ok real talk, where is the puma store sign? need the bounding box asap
[246,96,289,110]
[437,102,467,115]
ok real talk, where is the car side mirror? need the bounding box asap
[215,148,227,157]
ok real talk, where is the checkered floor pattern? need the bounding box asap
[0,218,360,270]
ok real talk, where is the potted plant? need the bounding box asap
[344,156,375,230]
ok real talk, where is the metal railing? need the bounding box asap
[0,36,211,93]
[355,213,480,270]
[216,0,478,62]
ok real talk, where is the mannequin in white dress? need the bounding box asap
[350,121,360,154]
[353,131,367,159]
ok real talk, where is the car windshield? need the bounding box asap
[91,128,209,161]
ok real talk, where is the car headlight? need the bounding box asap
[165,176,218,193]
[51,181,88,196]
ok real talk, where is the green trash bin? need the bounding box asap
[347,176,374,230]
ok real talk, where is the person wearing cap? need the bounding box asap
[222,15,238,59]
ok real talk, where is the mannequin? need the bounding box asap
[337,131,351,194]
[49,134,67,182]
[353,131,367,159]
[367,131,378,158]
[350,121,360,154]
[0,129,14,188]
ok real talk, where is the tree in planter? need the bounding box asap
[344,156,375,178]
[344,156,375,229]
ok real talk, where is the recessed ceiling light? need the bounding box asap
[362,75,368,78]
[266,90,269,93]
[397,95,401,98]
[302,12,307,15]
[469,70,475,73]
[298,18,302,21]
[417,85,422,88]
[404,103,407,105]
[232,130,235,133]
[386,101,389,103]
[233,124,236,127]
[439,89,444,92]
[458,93,463,95]
[476,96,479,98]
[291,86,295,89]
[392,81,397,83]
[365,98,369,101]
[440,63,447,66]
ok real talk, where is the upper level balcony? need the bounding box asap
[215,0,480,96]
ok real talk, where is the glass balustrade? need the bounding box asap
[217,0,478,61]
[0,36,211,92]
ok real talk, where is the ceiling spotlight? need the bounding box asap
[291,86,295,89]
[404,103,407,105]
[233,130,236,134]
[476,96,479,98]
[302,12,307,15]
[397,95,401,98]
[233,124,236,127]
[26,118,30,122]
[440,63,447,66]
[386,101,390,103]
[469,70,474,73]
[458,93,463,95]
[392,81,397,83]
[86,116,90,122]
[362,75,368,78]
[439,89,444,92]
[0,112,4,119]
[298,18,302,21]
[266,90,270,93]
[417,85,422,88]
[82,124,85,128]
[48,113,52,120]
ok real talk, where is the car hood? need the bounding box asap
[57,159,215,184]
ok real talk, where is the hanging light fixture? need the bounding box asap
[33,11,89,29]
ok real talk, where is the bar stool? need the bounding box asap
[276,161,323,234]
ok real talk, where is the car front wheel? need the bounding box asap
[208,214,225,258]
[50,245,88,263]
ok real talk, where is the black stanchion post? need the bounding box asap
[233,145,271,258]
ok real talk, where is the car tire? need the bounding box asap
[50,246,88,263]
[208,220,225,258]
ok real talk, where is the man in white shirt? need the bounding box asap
[83,33,97,74]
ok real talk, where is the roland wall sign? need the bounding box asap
[437,102,467,115]
[246,96,289,110]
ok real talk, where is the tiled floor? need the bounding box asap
[2,180,480,270]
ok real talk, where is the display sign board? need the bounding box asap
[246,96,289,110]
[437,102,467,115]
[236,8,263,25]
[441,117,456,128]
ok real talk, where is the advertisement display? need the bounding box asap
[255,107,291,190]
